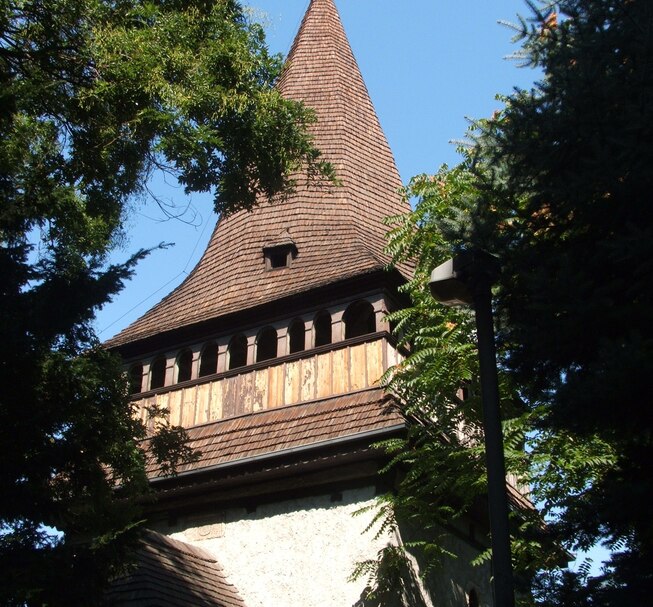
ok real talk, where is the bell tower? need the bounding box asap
[106,2,493,605]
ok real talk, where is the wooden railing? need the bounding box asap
[133,333,402,429]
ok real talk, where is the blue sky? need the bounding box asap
[96,0,540,339]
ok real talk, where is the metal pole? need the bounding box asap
[473,281,515,607]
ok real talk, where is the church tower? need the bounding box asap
[106,2,492,605]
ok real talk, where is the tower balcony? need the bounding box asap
[132,331,403,430]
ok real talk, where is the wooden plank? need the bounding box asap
[190,385,200,426]
[316,350,333,398]
[332,347,349,394]
[350,343,367,390]
[386,341,400,369]
[274,364,285,407]
[284,359,301,405]
[195,383,210,424]
[167,390,183,426]
[209,381,223,421]
[267,365,282,408]
[222,375,237,418]
[157,392,171,424]
[254,369,268,412]
[301,356,316,402]
[178,387,189,427]
[140,396,155,432]
[135,399,147,424]
[366,339,383,386]
[180,386,197,427]
[381,335,388,372]
[240,373,254,415]
[174,390,186,427]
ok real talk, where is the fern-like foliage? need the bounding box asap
[354,156,566,605]
[358,0,653,603]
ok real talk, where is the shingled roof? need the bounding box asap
[107,0,409,349]
[146,388,404,480]
[105,530,246,607]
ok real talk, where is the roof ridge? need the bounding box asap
[141,529,217,564]
[107,529,248,606]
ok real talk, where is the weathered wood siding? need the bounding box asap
[134,337,402,429]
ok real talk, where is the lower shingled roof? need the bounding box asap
[146,388,404,480]
[105,530,246,607]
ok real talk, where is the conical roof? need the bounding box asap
[107,0,409,349]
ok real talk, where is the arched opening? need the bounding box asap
[289,319,305,354]
[128,363,143,394]
[228,334,247,370]
[314,310,332,347]
[344,300,375,339]
[256,326,277,363]
[468,588,479,607]
[199,343,218,377]
[176,349,193,383]
[150,355,166,390]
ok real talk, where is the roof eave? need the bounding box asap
[149,422,406,486]
[108,266,409,357]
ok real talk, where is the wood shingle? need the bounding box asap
[145,387,403,479]
[105,530,247,607]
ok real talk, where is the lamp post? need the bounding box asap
[429,250,515,607]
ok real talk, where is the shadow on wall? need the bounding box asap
[351,517,490,607]
[352,548,432,607]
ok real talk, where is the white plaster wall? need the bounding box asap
[166,487,493,607]
[420,532,494,607]
[170,486,388,607]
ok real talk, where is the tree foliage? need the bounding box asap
[0,1,327,604]
[353,166,562,607]
[467,0,653,602]
[360,2,652,604]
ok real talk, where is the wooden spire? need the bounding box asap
[108,0,409,349]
